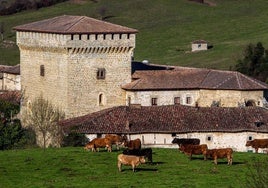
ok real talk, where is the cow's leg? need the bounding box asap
[255,147,259,153]
[228,156,233,165]
[131,164,135,172]
[214,156,218,165]
[117,161,122,172]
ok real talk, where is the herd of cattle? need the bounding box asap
[84,135,268,172]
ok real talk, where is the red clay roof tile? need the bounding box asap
[122,67,268,91]
[14,15,138,34]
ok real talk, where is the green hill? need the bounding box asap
[1,0,268,70]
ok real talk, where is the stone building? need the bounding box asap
[14,15,268,120]
[61,105,268,152]
[191,39,208,52]
[14,15,137,118]
[123,66,268,108]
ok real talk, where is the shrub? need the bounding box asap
[62,132,89,147]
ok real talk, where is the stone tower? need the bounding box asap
[14,15,138,118]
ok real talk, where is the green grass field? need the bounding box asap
[1,0,268,69]
[0,147,267,187]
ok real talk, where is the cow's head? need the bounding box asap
[139,156,146,163]
[84,143,94,150]
[171,138,178,144]
[245,140,253,146]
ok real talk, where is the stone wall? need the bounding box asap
[17,31,135,118]
[126,89,264,107]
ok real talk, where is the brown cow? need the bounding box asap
[105,134,126,150]
[117,154,146,172]
[84,138,112,152]
[206,148,233,165]
[124,138,141,150]
[179,144,208,160]
[245,139,268,153]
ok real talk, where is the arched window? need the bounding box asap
[245,100,256,107]
[99,94,104,106]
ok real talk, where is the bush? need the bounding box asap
[62,132,89,147]
[0,119,37,150]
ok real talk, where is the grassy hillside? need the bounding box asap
[1,0,268,70]
[0,147,267,187]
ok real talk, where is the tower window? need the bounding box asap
[99,94,104,106]
[97,68,106,79]
[40,65,45,76]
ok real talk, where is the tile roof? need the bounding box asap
[122,67,268,91]
[192,40,208,44]
[60,105,268,134]
[14,15,138,34]
[0,64,20,75]
[0,91,21,105]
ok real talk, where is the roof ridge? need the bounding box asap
[235,72,242,89]
[65,16,85,32]
[200,69,211,86]
[238,72,268,89]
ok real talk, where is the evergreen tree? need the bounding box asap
[235,42,268,83]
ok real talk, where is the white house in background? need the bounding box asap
[60,105,268,153]
[191,39,208,52]
[0,64,20,91]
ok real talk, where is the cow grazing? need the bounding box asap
[172,138,200,147]
[245,139,268,153]
[117,154,146,172]
[206,148,233,165]
[124,138,141,150]
[179,144,208,160]
[105,134,126,150]
[123,148,153,163]
[84,138,112,152]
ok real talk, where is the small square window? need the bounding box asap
[207,135,212,141]
[248,136,253,141]
[186,97,192,104]
[151,98,157,106]
[97,68,106,79]
[174,97,180,105]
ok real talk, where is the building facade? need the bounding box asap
[14,15,137,118]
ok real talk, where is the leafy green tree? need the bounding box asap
[235,42,268,83]
[0,99,36,150]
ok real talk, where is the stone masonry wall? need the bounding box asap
[17,31,135,118]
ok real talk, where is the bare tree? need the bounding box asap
[22,95,65,149]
